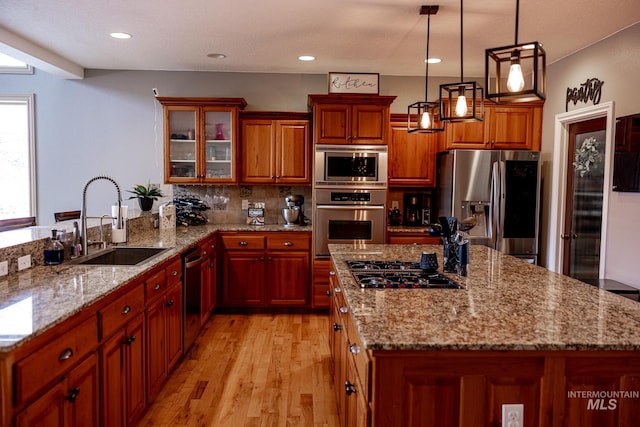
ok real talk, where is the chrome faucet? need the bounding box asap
[81,175,124,256]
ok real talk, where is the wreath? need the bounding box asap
[573,136,601,177]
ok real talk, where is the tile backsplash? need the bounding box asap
[174,185,312,226]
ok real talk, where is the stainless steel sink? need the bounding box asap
[70,247,168,266]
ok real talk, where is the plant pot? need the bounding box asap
[138,197,154,212]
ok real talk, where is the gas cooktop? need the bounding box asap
[345,260,463,289]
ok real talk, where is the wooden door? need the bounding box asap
[276,120,310,183]
[266,251,309,306]
[101,329,126,427]
[14,382,65,427]
[145,297,166,402]
[488,107,532,149]
[351,104,387,144]
[562,117,607,284]
[241,119,275,183]
[445,119,486,149]
[388,123,437,187]
[67,352,100,427]
[222,252,265,305]
[166,281,184,371]
[315,103,350,144]
[125,314,146,425]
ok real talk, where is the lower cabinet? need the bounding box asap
[200,237,217,323]
[220,232,310,307]
[312,258,331,309]
[14,352,100,427]
[387,232,441,245]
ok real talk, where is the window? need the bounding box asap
[0,95,36,220]
[0,52,33,75]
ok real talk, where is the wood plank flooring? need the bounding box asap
[137,313,339,427]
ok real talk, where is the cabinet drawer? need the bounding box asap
[345,313,370,393]
[100,285,145,339]
[14,316,98,406]
[266,234,310,250]
[221,235,265,250]
[165,257,182,287]
[144,269,166,303]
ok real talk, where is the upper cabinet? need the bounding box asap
[240,112,311,185]
[388,115,439,187]
[158,97,247,184]
[442,101,543,151]
[308,94,396,145]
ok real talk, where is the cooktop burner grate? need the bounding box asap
[346,260,463,289]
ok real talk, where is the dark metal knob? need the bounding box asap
[166,299,174,307]
[65,387,80,403]
[345,381,356,396]
[124,335,136,345]
[333,322,341,331]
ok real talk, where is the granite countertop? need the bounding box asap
[329,243,640,352]
[0,223,310,353]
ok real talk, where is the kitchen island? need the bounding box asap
[328,243,640,427]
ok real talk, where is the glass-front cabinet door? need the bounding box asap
[160,98,246,184]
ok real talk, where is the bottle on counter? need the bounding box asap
[44,229,65,265]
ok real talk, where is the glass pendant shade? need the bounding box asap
[407,5,444,133]
[485,41,546,103]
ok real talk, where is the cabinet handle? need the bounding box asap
[124,335,136,345]
[339,306,348,314]
[122,305,131,315]
[59,348,74,361]
[283,241,293,246]
[238,241,248,246]
[267,257,272,261]
[349,344,360,355]
[172,269,179,276]
[334,286,341,293]
[260,257,265,261]
[154,283,162,291]
[166,299,174,307]
[65,387,80,403]
[329,270,336,276]
[333,322,341,332]
[345,380,356,396]
[203,250,208,256]
[326,290,332,297]
[210,244,215,249]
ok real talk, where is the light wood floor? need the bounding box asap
[137,313,339,427]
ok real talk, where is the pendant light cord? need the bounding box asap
[459,0,464,81]
[514,0,519,45]
[424,11,431,101]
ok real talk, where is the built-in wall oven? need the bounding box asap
[313,144,388,257]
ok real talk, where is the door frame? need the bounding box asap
[548,101,615,274]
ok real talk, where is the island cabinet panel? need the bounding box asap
[312,258,331,309]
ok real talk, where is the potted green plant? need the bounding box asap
[128,182,163,211]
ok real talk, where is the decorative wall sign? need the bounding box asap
[566,77,604,112]
[328,72,379,94]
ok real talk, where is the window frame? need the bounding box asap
[0,94,37,221]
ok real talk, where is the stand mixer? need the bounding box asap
[282,195,305,226]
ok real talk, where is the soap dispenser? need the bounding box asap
[44,229,65,265]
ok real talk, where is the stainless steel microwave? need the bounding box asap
[314,145,388,188]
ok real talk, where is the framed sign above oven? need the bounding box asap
[328,72,379,94]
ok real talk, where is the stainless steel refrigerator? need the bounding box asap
[436,150,541,264]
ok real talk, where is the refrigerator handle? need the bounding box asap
[490,161,499,249]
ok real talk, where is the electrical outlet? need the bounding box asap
[502,404,523,427]
[0,261,8,276]
[392,200,399,209]
[18,255,31,271]
[242,199,249,209]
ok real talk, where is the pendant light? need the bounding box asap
[439,0,483,122]
[485,0,546,103]
[408,5,444,133]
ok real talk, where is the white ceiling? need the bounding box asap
[0,0,639,79]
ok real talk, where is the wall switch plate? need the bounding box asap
[242,200,249,209]
[0,261,8,276]
[18,255,31,271]
[502,404,523,427]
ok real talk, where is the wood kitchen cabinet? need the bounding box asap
[100,284,146,427]
[240,112,311,185]
[220,232,310,308]
[200,236,217,323]
[158,97,247,184]
[442,100,543,151]
[387,231,441,245]
[308,94,396,145]
[388,114,439,187]
[145,257,183,403]
[312,258,331,309]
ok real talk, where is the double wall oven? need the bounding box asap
[313,145,388,257]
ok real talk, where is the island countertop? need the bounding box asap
[329,243,640,351]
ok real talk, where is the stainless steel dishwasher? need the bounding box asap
[182,245,204,352]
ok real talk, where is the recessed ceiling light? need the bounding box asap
[426,58,442,64]
[298,55,316,61]
[207,53,227,59]
[110,32,132,39]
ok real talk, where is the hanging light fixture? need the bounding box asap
[485,0,546,103]
[439,0,483,122]
[408,5,444,133]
